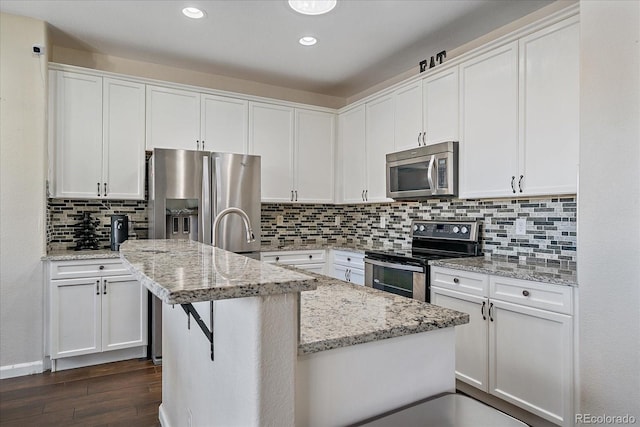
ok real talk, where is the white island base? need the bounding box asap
[158,294,456,427]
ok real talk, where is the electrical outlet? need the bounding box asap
[515,218,527,235]
[380,216,386,229]
[276,215,284,226]
[335,215,341,226]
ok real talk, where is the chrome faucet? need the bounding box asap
[212,207,255,247]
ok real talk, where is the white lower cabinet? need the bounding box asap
[261,250,326,274]
[431,267,574,426]
[330,250,364,285]
[49,259,148,368]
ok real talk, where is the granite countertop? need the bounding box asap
[429,256,578,287]
[119,239,317,304]
[295,268,469,355]
[43,248,121,261]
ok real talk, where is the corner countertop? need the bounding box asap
[296,268,469,355]
[429,256,578,287]
[119,239,317,304]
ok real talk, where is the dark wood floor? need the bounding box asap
[0,359,161,427]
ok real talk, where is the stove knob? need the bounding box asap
[419,225,425,232]
[413,225,418,231]
[461,226,468,234]
[452,226,460,233]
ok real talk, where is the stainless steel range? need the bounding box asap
[364,220,481,302]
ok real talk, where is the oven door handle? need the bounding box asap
[365,258,424,273]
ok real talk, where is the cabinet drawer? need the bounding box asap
[261,250,326,265]
[490,276,573,315]
[50,259,130,280]
[430,267,488,296]
[332,250,364,269]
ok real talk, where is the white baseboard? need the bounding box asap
[52,346,146,372]
[0,360,44,379]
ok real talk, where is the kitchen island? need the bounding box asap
[120,239,469,427]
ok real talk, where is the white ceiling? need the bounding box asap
[0,0,553,98]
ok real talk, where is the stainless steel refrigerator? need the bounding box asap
[148,148,261,364]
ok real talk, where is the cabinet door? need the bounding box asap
[339,106,367,203]
[518,17,579,196]
[431,287,489,392]
[489,299,573,426]
[201,94,248,154]
[365,95,395,202]
[249,102,294,202]
[295,109,335,203]
[146,85,200,151]
[349,269,365,286]
[54,72,103,198]
[394,80,423,151]
[50,278,101,358]
[101,275,148,352]
[102,78,146,200]
[459,42,519,198]
[423,67,459,145]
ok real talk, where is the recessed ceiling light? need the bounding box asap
[289,0,337,16]
[182,7,205,19]
[299,36,318,46]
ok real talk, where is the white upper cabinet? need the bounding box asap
[249,102,295,202]
[250,103,335,203]
[423,67,459,145]
[460,16,579,199]
[517,17,579,196]
[459,42,520,199]
[146,85,201,151]
[201,94,248,154]
[338,106,367,204]
[365,94,395,202]
[53,71,103,199]
[393,80,423,151]
[52,71,145,200]
[102,78,145,200]
[295,109,335,203]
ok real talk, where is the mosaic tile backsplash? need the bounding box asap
[47,196,577,263]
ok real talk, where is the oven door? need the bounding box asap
[364,258,427,301]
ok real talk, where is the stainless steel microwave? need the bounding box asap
[386,141,458,200]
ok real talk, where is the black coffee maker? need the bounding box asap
[110,215,129,251]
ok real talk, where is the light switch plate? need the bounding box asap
[335,215,341,226]
[380,216,386,229]
[515,218,527,235]
[276,215,284,226]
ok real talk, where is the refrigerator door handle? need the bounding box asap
[201,155,212,245]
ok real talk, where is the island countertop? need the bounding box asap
[119,239,317,304]
[296,269,469,355]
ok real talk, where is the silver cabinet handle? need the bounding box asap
[364,190,368,201]
[103,183,107,197]
[510,176,516,194]
[196,140,200,150]
[362,190,365,201]
[103,280,107,295]
[422,131,426,145]
[295,190,298,201]
[489,302,494,322]
[417,133,422,146]
[96,280,100,295]
[97,182,101,197]
[522,290,530,297]
[518,175,524,193]
[291,190,294,201]
[202,140,205,150]
[481,300,486,320]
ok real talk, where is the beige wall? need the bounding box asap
[0,13,48,376]
[51,46,346,109]
[578,0,640,419]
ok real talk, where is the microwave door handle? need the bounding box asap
[427,155,435,190]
